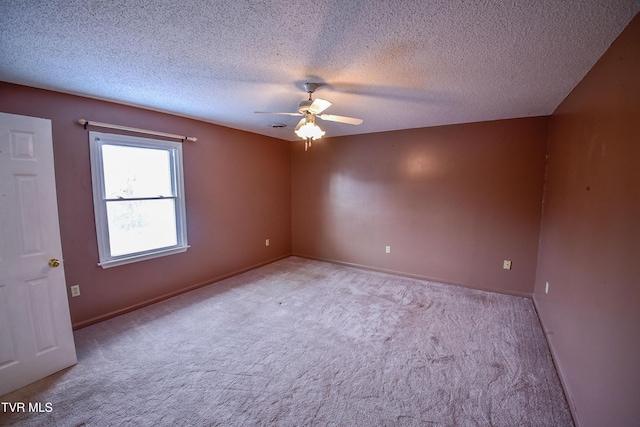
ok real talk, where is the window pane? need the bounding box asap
[106,199,177,256]
[102,144,173,199]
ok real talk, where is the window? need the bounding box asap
[89,132,188,268]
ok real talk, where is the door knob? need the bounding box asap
[48,258,60,268]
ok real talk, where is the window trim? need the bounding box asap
[89,131,189,268]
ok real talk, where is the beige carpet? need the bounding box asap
[0,256,573,426]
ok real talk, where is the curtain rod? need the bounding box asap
[77,119,197,142]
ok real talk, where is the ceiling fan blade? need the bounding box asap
[255,111,303,116]
[308,98,332,114]
[317,114,363,125]
[295,118,306,131]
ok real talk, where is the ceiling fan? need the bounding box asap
[256,83,363,150]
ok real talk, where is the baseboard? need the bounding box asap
[72,253,292,330]
[292,253,533,299]
[532,296,580,427]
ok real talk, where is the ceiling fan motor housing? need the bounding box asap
[298,100,314,113]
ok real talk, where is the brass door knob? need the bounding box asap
[48,258,60,268]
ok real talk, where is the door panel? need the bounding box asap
[16,174,45,255]
[27,277,57,354]
[0,284,18,367]
[0,112,77,397]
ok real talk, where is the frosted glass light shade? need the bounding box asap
[295,122,325,140]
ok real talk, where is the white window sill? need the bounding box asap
[98,245,190,269]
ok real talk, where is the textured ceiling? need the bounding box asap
[1,1,638,141]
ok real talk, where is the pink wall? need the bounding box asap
[534,14,640,427]
[2,14,638,424]
[0,83,292,328]
[292,117,548,295]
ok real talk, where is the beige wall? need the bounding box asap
[534,14,640,427]
[0,83,292,328]
[292,117,548,296]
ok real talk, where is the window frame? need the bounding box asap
[89,131,189,268]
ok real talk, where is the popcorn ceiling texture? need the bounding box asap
[0,257,573,426]
[0,1,638,140]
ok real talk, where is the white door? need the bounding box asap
[0,112,77,397]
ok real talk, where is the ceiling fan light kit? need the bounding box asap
[255,82,363,151]
[295,114,325,151]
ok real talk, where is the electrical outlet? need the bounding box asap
[545,281,549,294]
[503,260,512,270]
[385,246,391,254]
[266,239,270,247]
[70,285,80,297]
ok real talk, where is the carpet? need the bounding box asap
[0,256,573,426]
